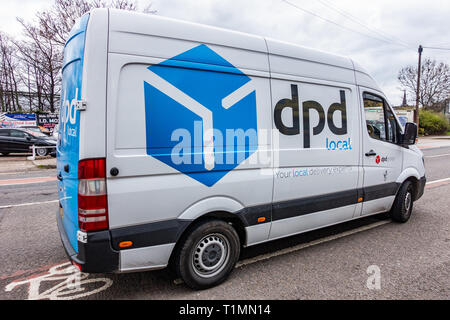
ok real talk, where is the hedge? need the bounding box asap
[419,110,450,135]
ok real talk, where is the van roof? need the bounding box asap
[104,8,382,93]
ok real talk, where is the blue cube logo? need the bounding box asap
[143,44,258,187]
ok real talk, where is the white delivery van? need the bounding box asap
[57,9,426,289]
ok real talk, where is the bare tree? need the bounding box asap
[4,0,156,113]
[398,58,450,111]
[13,39,51,112]
[35,0,156,46]
[16,18,64,113]
[0,33,22,112]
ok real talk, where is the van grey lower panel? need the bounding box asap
[119,243,175,272]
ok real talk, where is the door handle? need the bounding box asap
[365,150,377,157]
[57,173,63,181]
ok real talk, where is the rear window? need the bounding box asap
[10,130,28,138]
[25,129,46,137]
[0,130,9,136]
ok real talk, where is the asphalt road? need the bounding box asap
[0,147,449,300]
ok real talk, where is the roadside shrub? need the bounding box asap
[419,110,449,135]
[418,127,425,136]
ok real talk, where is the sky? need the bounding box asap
[1,0,449,105]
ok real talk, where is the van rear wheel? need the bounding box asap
[175,219,240,290]
[390,180,414,223]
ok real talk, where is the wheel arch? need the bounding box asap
[396,168,421,200]
[169,210,248,269]
[175,195,247,244]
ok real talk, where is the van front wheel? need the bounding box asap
[390,180,414,223]
[175,220,240,290]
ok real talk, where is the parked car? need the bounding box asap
[52,124,60,141]
[0,128,57,156]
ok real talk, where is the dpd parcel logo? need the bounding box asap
[144,44,258,187]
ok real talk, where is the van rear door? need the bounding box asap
[57,14,90,253]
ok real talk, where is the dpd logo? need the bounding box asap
[143,44,258,187]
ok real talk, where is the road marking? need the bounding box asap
[426,177,450,184]
[0,169,55,176]
[425,153,450,158]
[425,177,450,189]
[0,172,29,176]
[235,220,391,268]
[0,176,57,186]
[0,200,58,209]
[0,262,66,281]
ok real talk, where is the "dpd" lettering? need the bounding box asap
[274,85,347,148]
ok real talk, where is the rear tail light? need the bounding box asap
[78,158,108,232]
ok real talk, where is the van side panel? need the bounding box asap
[107,10,267,71]
[266,40,362,239]
[106,12,273,270]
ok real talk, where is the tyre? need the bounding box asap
[36,147,48,157]
[390,180,414,223]
[174,219,240,290]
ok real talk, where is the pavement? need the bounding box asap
[417,135,450,149]
[0,154,56,174]
[0,145,449,300]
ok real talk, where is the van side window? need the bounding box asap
[363,93,398,144]
[363,93,386,141]
[385,105,398,143]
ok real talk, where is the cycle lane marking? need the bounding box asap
[3,262,113,300]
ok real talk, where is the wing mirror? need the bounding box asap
[401,122,417,145]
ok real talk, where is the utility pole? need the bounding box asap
[415,45,423,128]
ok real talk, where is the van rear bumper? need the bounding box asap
[56,210,119,273]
